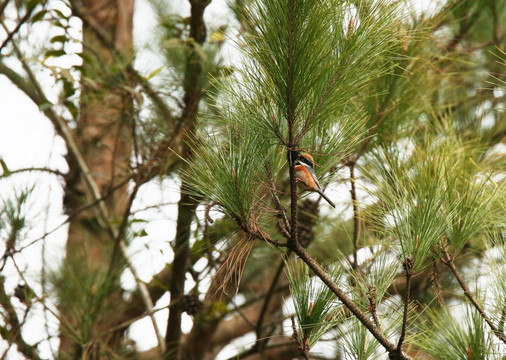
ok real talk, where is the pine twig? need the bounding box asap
[441,249,506,345]
[291,315,311,360]
[367,286,381,329]
[396,257,414,357]
[0,166,66,179]
[0,277,41,360]
[349,163,361,269]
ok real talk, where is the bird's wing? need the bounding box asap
[303,164,322,190]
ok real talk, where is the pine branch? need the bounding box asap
[396,257,414,357]
[290,244,410,360]
[367,286,381,330]
[165,190,199,358]
[349,163,361,269]
[290,242,412,360]
[0,277,41,360]
[442,250,506,345]
[286,0,299,251]
[0,166,66,179]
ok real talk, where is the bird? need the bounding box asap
[294,152,336,208]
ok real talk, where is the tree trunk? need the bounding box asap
[59,1,135,358]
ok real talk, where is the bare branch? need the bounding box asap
[0,2,38,53]
[0,277,41,360]
[0,166,66,179]
[442,250,506,345]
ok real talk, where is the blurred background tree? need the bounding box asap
[0,0,504,359]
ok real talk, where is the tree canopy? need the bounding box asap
[0,0,505,359]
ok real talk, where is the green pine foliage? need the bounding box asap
[413,305,500,360]
[180,0,506,357]
[285,258,344,348]
[337,318,382,360]
[184,0,412,227]
[1,0,505,358]
[361,127,503,272]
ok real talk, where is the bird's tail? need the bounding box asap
[317,189,335,208]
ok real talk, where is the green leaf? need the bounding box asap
[0,159,10,176]
[134,229,148,237]
[131,218,148,223]
[44,49,66,59]
[50,35,67,44]
[63,100,78,119]
[145,67,163,80]
[52,9,68,19]
[27,0,42,11]
[31,9,47,23]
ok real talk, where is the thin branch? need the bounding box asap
[0,0,9,20]
[255,259,286,351]
[266,164,291,239]
[0,29,166,353]
[0,166,66,179]
[0,2,38,53]
[290,242,412,360]
[349,163,360,269]
[0,277,41,360]
[106,180,141,279]
[397,257,413,357]
[367,286,381,329]
[442,250,506,345]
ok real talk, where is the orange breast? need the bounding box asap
[295,165,316,190]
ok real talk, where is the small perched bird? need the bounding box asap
[295,152,336,208]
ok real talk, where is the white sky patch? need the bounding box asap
[215,331,257,360]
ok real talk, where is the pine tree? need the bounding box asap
[0,0,504,359]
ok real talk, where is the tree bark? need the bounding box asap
[59,0,135,358]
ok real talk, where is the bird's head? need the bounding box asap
[297,152,315,168]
